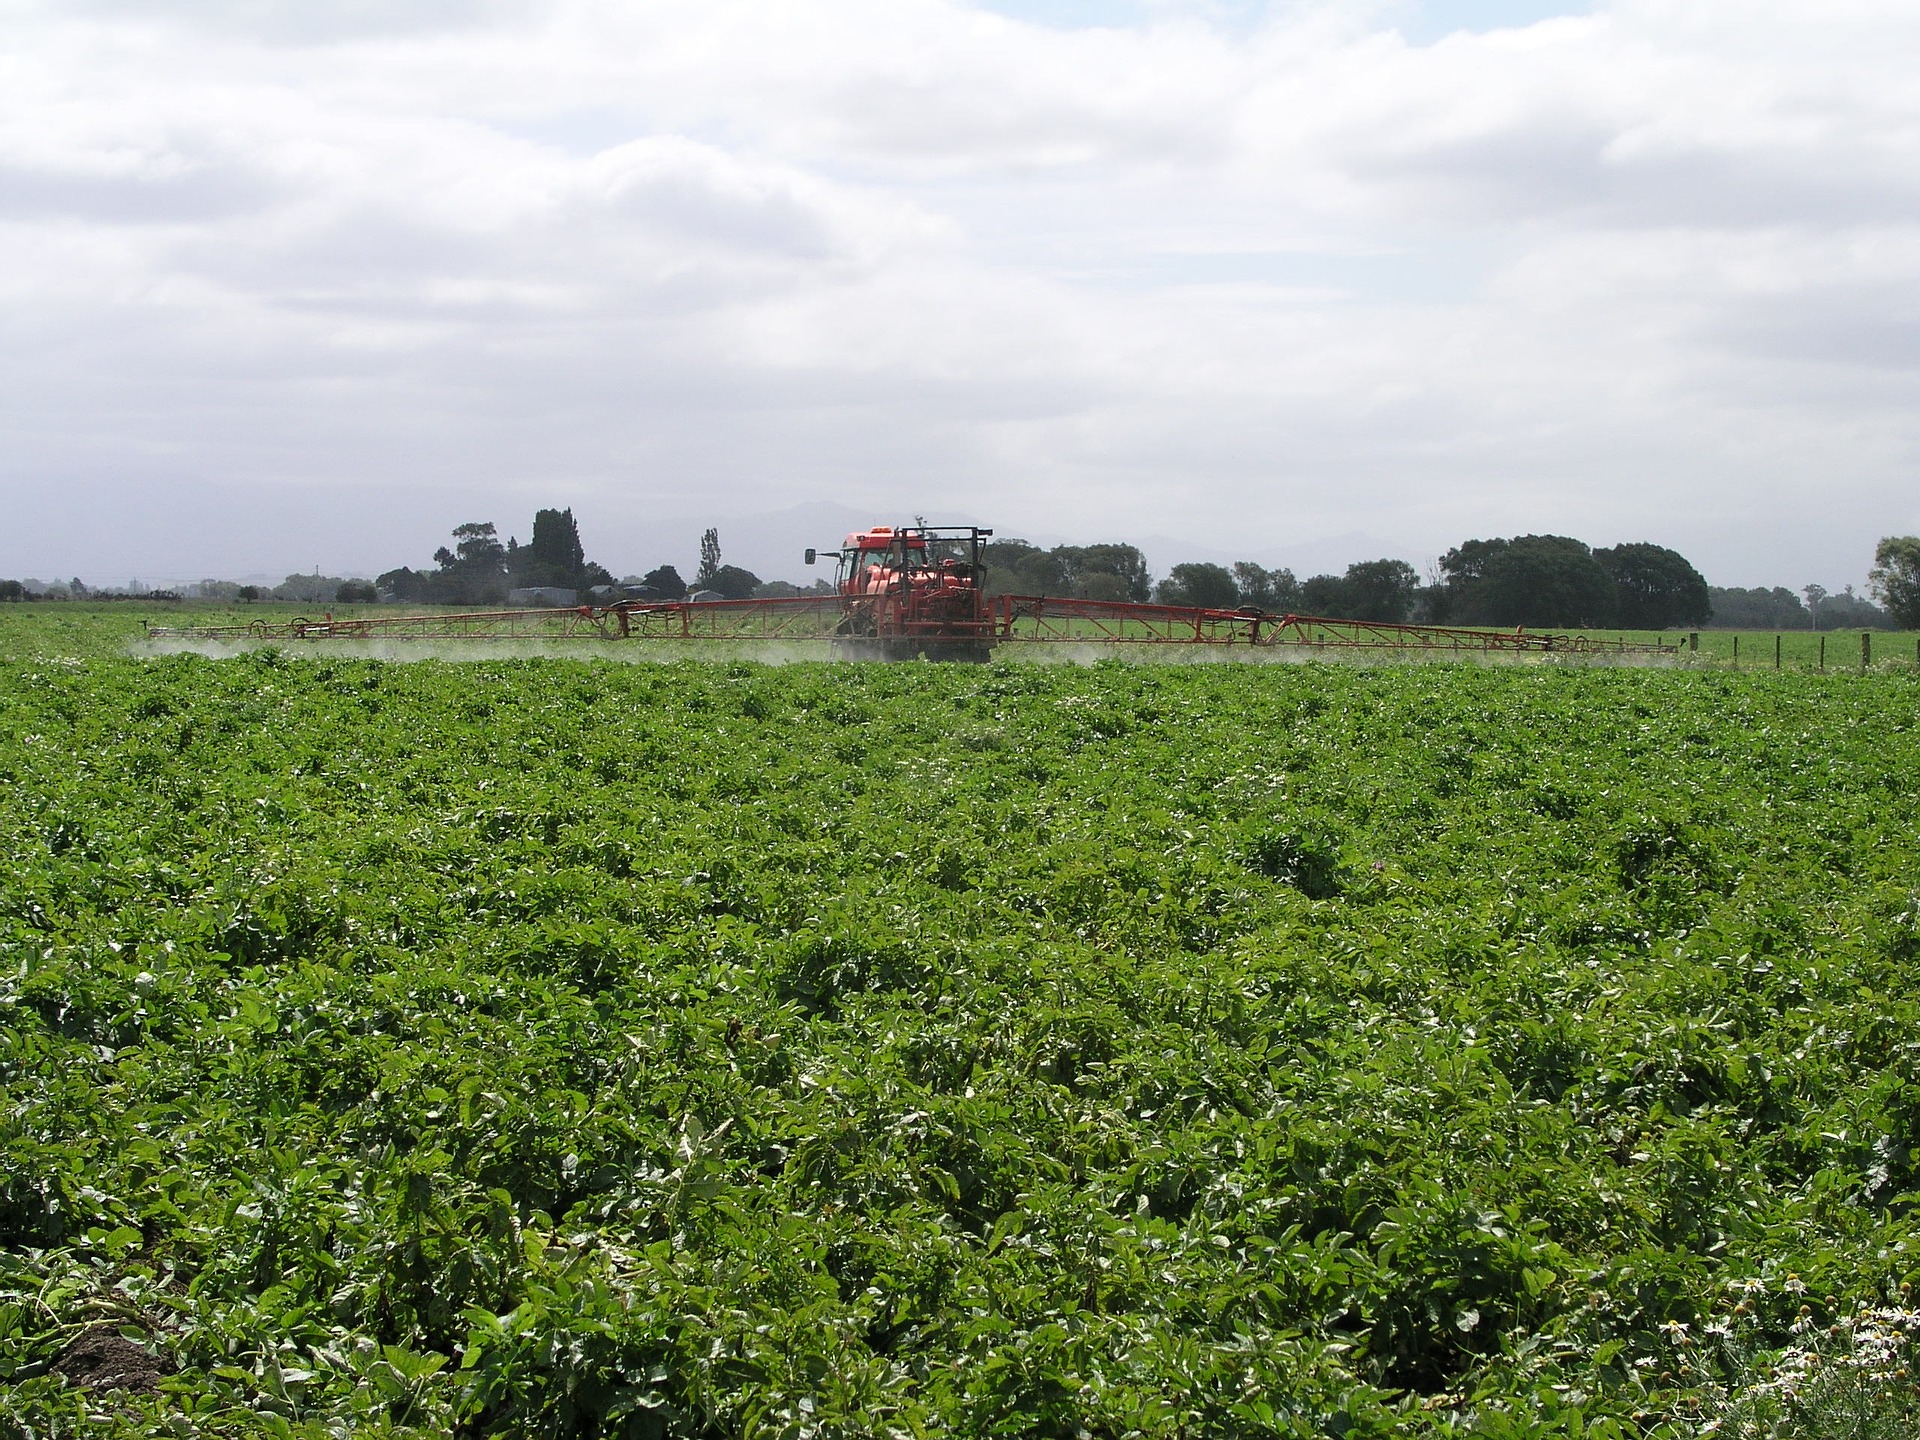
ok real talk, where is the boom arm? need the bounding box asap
[148,593,1676,656]
[987,596,1666,653]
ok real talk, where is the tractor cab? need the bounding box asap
[841,527,926,596]
[808,525,993,598]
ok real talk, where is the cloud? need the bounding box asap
[1,0,1917,589]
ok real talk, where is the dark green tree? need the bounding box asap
[377,567,426,602]
[0,580,26,602]
[445,522,505,568]
[1869,536,1920,629]
[1707,586,1806,628]
[1231,562,1299,612]
[639,565,687,600]
[981,540,1069,597]
[1054,544,1152,602]
[515,508,588,589]
[1812,585,1889,631]
[1341,559,1421,622]
[1156,562,1240,609]
[273,573,349,603]
[696,528,723,590]
[1299,573,1349,615]
[1593,542,1709,628]
[705,564,760,600]
[1440,535,1617,627]
[428,522,510,605]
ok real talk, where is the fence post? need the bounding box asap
[1688,632,1699,652]
[1819,633,1826,671]
[1775,634,1781,670]
[1733,635,1739,669]
[1863,631,1871,669]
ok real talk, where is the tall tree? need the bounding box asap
[1231,562,1299,612]
[1341,559,1420,622]
[1299,573,1349,615]
[1440,535,1617,627]
[981,540,1069,597]
[1155,563,1239,609]
[639,565,687,600]
[450,522,506,569]
[1869,536,1920,629]
[1707,586,1806,628]
[706,564,761,600]
[1810,585,1888,631]
[1053,544,1152,602]
[1289,561,1417,621]
[377,567,426,601]
[696,528,723,590]
[518,508,587,588]
[1593,542,1710,628]
[427,522,510,605]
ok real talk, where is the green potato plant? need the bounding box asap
[1,637,1918,1436]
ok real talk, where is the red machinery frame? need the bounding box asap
[148,593,1676,657]
[986,597,1664,653]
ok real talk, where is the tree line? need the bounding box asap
[1705,583,1889,632]
[360,517,1900,632]
[373,516,791,607]
[1040,535,1716,630]
[8,522,1920,632]
[1139,535,1918,631]
[376,510,616,607]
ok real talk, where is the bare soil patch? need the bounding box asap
[52,1328,172,1392]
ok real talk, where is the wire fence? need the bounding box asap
[1585,629,1920,671]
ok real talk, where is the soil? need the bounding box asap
[51,1327,172,1392]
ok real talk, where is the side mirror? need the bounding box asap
[804,548,817,566]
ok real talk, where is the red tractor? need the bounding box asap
[809,525,996,661]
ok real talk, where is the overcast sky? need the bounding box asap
[2,0,1915,589]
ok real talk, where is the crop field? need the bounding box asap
[5,608,1920,1437]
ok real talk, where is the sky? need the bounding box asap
[2,0,1916,591]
